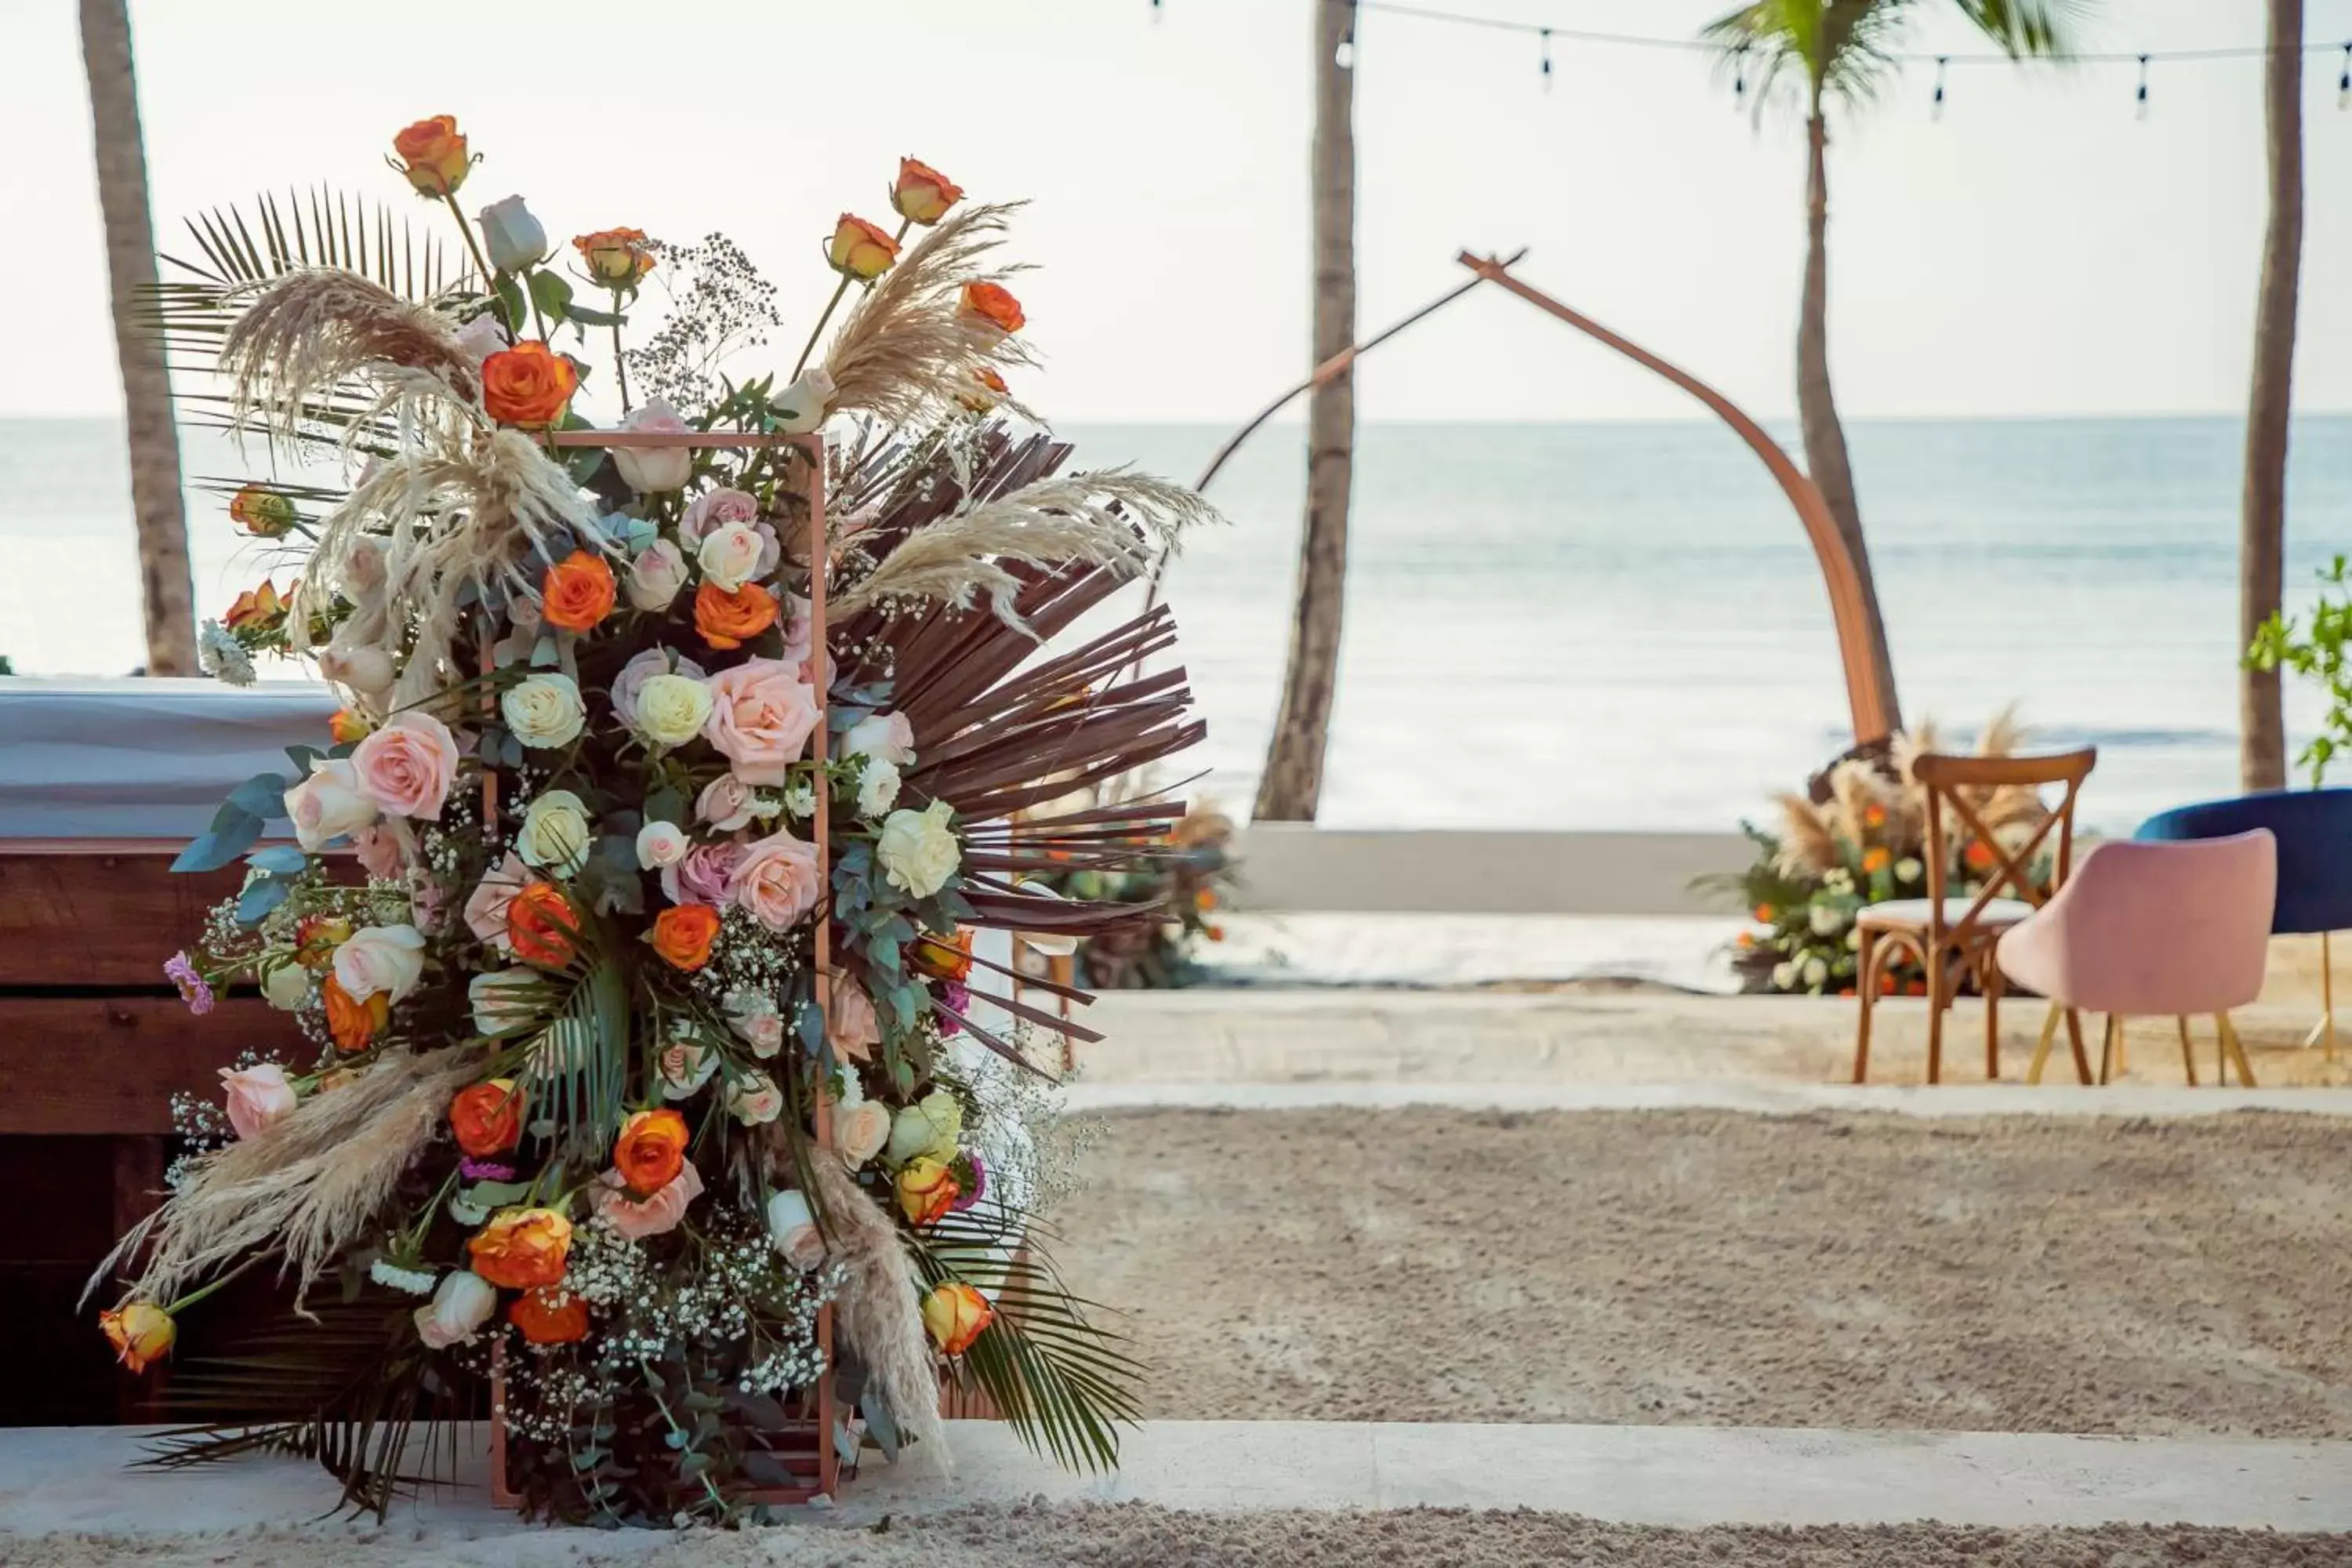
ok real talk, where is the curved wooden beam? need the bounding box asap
[1456,252,1898,746]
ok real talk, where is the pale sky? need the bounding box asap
[9,0,2352,425]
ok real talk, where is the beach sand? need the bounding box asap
[1055,1108,2352,1436]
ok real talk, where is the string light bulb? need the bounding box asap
[1335,0,1356,69]
[1931,55,1947,118]
[2136,53,2150,118]
[2339,42,2349,108]
[1540,26,1552,91]
[1733,44,1748,107]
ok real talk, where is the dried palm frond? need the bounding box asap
[833,471,1219,630]
[807,1156,947,1465]
[218,269,477,456]
[821,203,1037,424]
[91,1047,481,1312]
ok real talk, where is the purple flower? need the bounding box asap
[949,1150,988,1212]
[460,1158,516,1181]
[936,980,968,1038]
[164,951,214,1016]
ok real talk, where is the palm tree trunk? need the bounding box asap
[2239,0,2303,793]
[1797,108,1900,735]
[82,0,194,677]
[1254,0,1358,822]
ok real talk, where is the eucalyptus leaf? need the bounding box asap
[235,877,292,927]
[172,811,263,873]
[246,844,307,875]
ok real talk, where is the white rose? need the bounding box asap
[696,521,766,592]
[516,789,592,877]
[451,316,508,371]
[332,924,427,1005]
[844,710,916,766]
[834,1101,892,1168]
[476,194,547,273]
[728,1071,784,1125]
[468,967,542,1036]
[875,798,960,899]
[1809,904,1842,936]
[502,672,586,749]
[1771,961,1798,989]
[260,961,312,1010]
[611,398,695,493]
[625,539,690,612]
[285,757,380,851]
[856,756,901,817]
[771,368,834,435]
[317,638,396,696]
[412,1269,495,1349]
[1896,857,1923,883]
[634,673,713,750]
[724,988,785,1058]
[764,1189,826,1271]
[637,820,691,870]
[1802,957,1829,988]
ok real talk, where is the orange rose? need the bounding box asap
[228,485,297,539]
[505,883,579,970]
[648,905,720,971]
[573,227,656,288]
[896,1156,960,1226]
[508,1288,590,1345]
[323,973,390,1052]
[391,114,471,197]
[613,1108,690,1195]
[957,365,1008,413]
[1860,847,1892,874]
[295,913,354,970]
[694,579,779,651]
[328,708,372,745]
[480,341,579,429]
[1752,903,1777,924]
[539,550,616,633]
[827,215,899,280]
[100,1301,176,1374]
[891,158,964,226]
[911,928,974,982]
[921,1281,993,1357]
[450,1078,524,1157]
[1963,840,1996,870]
[466,1207,572,1290]
[223,579,288,630]
[958,281,1024,336]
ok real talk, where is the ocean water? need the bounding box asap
[3,415,2347,834]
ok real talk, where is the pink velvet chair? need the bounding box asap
[1994,830,2276,1086]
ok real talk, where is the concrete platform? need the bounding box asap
[5,1421,2348,1541]
[1066,1079,2352,1115]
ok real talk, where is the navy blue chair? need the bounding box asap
[2136,787,2352,1055]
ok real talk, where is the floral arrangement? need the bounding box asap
[99,121,1215,1523]
[1718,710,2053,996]
[1019,801,1237,990]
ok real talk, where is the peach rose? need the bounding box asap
[959,281,1025,336]
[466,1207,572,1290]
[540,550,616,633]
[285,757,380,851]
[613,1108,690,1195]
[649,904,721,971]
[733,828,823,932]
[481,341,578,428]
[922,1281,994,1356]
[891,158,964,227]
[827,214,900,279]
[350,711,460,820]
[702,658,820,786]
[391,114,470,197]
[591,1162,702,1241]
[833,1100,891,1167]
[464,851,531,950]
[220,1063,297,1140]
[827,972,880,1062]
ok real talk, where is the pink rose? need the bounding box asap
[349,819,414,882]
[696,774,760,833]
[464,851,532,950]
[591,1163,703,1241]
[827,971,880,1062]
[661,839,748,906]
[220,1062,298,1140]
[702,659,820,786]
[610,646,704,730]
[350,711,460,820]
[679,490,778,581]
[734,829,822,931]
[779,595,834,691]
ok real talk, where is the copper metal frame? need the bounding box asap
[488,429,839,1511]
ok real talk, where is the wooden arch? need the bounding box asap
[1456,252,1899,746]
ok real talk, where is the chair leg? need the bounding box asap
[1924,948,1947,1086]
[2027,1001,2060,1085]
[2063,1008,2093,1085]
[2097,1014,2118,1085]
[1853,931,1878,1085]
[2176,1014,2198,1087]
[2217,1012,2257,1087]
[2303,931,2339,1062]
[1983,957,2003,1081]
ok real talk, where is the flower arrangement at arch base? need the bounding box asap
[100,121,1218,1525]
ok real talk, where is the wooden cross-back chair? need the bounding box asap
[1852,747,2097,1085]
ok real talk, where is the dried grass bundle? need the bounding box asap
[90,1047,480,1312]
[821,203,1038,425]
[219,269,476,453]
[1775,706,2045,877]
[833,471,1218,631]
[808,1156,948,1466]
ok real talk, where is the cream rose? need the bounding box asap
[727,1071,784,1126]
[633,673,713,750]
[468,967,542,1036]
[732,828,822,931]
[764,1189,826,1270]
[885,1087,964,1168]
[260,960,312,1010]
[625,539,690,612]
[285,757,381,851]
[875,798,960,898]
[412,1269,496,1349]
[636,819,691,870]
[702,659,821,786]
[318,638,396,697]
[696,521,766,593]
[502,673,586,750]
[220,1062,297,1140]
[611,398,695,492]
[855,756,901,818]
[844,710,916,766]
[834,1101,891,1167]
[516,789,592,877]
[771,368,835,436]
[332,924,427,1005]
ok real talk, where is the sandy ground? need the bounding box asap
[1054,1109,2352,1436]
[13,1508,2352,1566]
